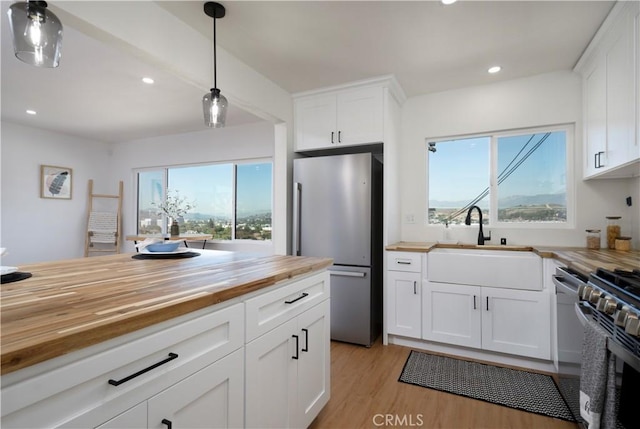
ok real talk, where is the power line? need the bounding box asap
[442,132,551,223]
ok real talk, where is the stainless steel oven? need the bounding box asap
[553,266,589,424]
[575,268,640,429]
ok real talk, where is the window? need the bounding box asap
[428,125,571,226]
[136,160,273,241]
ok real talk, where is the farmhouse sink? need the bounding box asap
[428,247,542,291]
[434,243,534,251]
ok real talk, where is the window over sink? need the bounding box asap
[427,124,573,227]
[136,160,273,241]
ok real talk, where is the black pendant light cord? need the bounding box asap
[212,14,217,91]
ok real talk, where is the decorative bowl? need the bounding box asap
[146,242,181,252]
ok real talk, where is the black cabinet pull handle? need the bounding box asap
[162,419,172,429]
[302,328,309,352]
[486,296,489,311]
[413,281,417,295]
[331,131,334,144]
[292,334,299,359]
[594,152,598,169]
[108,353,178,386]
[473,295,477,310]
[338,131,342,143]
[397,260,411,265]
[285,292,308,304]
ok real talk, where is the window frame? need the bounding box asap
[134,157,274,242]
[426,123,575,229]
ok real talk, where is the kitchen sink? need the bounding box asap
[428,248,542,291]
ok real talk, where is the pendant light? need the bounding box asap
[7,0,63,68]
[202,2,227,128]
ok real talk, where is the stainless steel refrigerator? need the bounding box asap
[293,152,382,346]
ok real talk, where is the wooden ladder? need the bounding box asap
[84,180,124,257]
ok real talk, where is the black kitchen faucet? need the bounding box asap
[465,205,490,245]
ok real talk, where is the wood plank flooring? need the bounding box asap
[310,340,579,429]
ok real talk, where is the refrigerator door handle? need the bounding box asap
[328,270,366,278]
[292,182,301,256]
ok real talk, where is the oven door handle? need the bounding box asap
[553,275,579,296]
[574,301,591,327]
[574,302,640,373]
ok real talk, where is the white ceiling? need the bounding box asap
[1,1,615,144]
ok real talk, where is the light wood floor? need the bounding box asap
[310,340,579,429]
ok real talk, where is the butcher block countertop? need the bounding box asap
[0,250,332,375]
[386,242,639,274]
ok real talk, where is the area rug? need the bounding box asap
[398,350,576,422]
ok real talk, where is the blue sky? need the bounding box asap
[429,131,566,207]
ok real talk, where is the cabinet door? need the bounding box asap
[245,319,298,429]
[295,94,337,151]
[422,282,481,349]
[296,300,331,429]
[481,288,551,360]
[95,402,146,429]
[584,61,607,177]
[606,14,636,169]
[386,270,422,338]
[147,348,244,429]
[336,87,384,146]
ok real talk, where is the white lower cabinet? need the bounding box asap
[481,287,550,359]
[386,270,422,338]
[423,281,551,360]
[147,348,244,429]
[96,348,244,429]
[2,271,331,429]
[422,282,481,349]
[245,298,330,429]
[386,251,422,339]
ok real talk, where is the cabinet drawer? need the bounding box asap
[1,303,244,429]
[245,271,329,343]
[387,251,422,273]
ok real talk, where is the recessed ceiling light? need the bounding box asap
[488,66,502,74]
[441,0,458,5]
[142,77,154,84]
[26,109,36,115]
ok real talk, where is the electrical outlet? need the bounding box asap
[404,214,415,224]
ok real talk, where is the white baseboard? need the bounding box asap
[388,335,557,374]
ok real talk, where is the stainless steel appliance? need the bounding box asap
[293,153,382,346]
[576,268,640,428]
[553,267,589,423]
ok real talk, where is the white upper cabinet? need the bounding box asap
[293,76,404,152]
[577,1,640,179]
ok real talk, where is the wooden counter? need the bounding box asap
[0,250,332,375]
[386,241,639,274]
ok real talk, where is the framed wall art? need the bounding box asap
[40,165,72,199]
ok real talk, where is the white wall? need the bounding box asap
[109,121,275,254]
[1,121,111,265]
[400,70,638,247]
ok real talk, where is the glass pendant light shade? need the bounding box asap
[203,88,228,128]
[7,1,63,68]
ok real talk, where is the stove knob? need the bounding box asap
[589,289,603,305]
[614,306,630,326]
[579,285,593,301]
[597,297,618,315]
[624,314,640,337]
